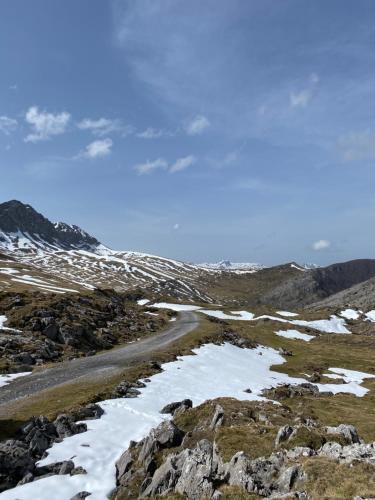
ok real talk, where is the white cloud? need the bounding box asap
[25,106,70,142]
[290,73,319,108]
[137,127,164,139]
[173,223,180,230]
[185,115,210,135]
[290,89,312,108]
[338,130,375,161]
[77,117,132,137]
[0,116,17,135]
[134,158,168,175]
[81,138,113,159]
[312,239,331,251]
[169,155,196,173]
[134,155,196,175]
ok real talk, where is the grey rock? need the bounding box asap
[160,399,193,415]
[54,414,87,438]
[286,447,314,459]
[325,424,361,444]
[17,472,34,485]
[275,425,294,447]
[277,465,305,494]
[74,403,104,421]
[70,492,91,500]
[210,404,224,430]
[116,449,133,485]
[0,439,35,489]
[138,421,184,466]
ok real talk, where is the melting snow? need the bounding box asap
[200,310,255,321]
[150,302,201,312]
[0,371,31,388]
[275,329,315,342]
[340,309,361,320]
[2,342,373,500]
[365,310,375,322]
[0,315,20,332]
[137,299,150,306]
[276,311,299,317]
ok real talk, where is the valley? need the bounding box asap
[0,201,374,500]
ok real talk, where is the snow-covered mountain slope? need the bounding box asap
[198,260,266,273]
[0,201,215,300]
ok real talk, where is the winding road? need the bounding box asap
[0,311,200,410]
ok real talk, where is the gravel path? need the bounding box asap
[0,311,200,408]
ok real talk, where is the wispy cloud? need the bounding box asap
[185,115,210,135]
[134,155,196,175]
[337,130,375,161]
[290,73,319,109]
[169,155,196,173]
[79,138,113,159]
[0,116,18,135]
[24,106,70,143]
[77,117,133,137]
[312,239,330,250]
[136,127,177,139]
[134,158,168,175]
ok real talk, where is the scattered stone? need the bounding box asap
[275,425,295,447]
[160,399,193,415]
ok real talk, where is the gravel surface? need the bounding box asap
[0,312,199,409]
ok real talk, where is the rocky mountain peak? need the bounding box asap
[0,200,101,252]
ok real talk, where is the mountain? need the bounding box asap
[0,201,214,300]
[0,200,102,253]
[259,258,375,308]
[198,260,266,273]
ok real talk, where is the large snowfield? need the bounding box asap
[2,341,374,500]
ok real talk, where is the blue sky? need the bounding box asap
[1,0,375,265]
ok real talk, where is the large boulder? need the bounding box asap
[0,440,35,491]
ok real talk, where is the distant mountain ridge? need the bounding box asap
[198,260,266,272]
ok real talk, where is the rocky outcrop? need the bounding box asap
[0,403,103,492]
[0,289,165,372]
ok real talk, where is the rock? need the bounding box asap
[0,440,35,490]
[70,492,91,500]
[275,425,294,447]
[325,424,361,444]
[114,381,141,398]
[276,465,305,494]
[116,449,134,485]
[286,447,314,459]
[71,466,87,475]
[160,399,193,415]
[319,441,375,464]
[59,460,75,475]
[28,430,50,455]
[210,404,224,430]
[17,472,34,485]
[139,421,185,466]
[54,414,87,438]
[141,439,224,499]
[74,403,104,421]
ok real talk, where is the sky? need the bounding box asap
[0,0,375,265]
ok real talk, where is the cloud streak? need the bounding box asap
[0,116,17,135]
[134,155,196,175]
[80,138,113,159]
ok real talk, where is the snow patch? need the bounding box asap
[2,342,373,500]
[275,329,314,342]
[137,299,150,306]
[340,309,361,320]
[0,371,31,388]
[276,311,299,317]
